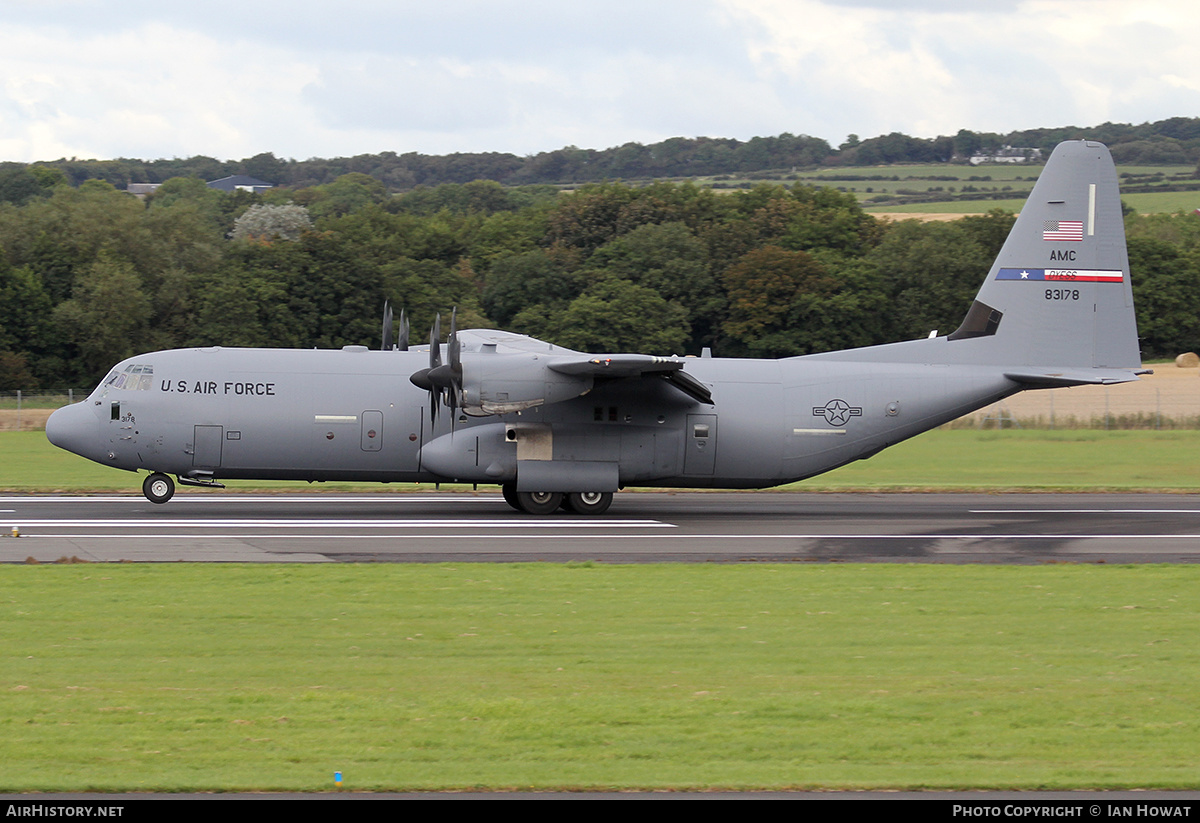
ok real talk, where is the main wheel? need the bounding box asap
[562,491,614,515]
[143,472,175,504]
[501,482,521,511]
[514,490,563,515]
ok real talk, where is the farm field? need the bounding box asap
[959,363,1200,430]
[693,162,1198,215]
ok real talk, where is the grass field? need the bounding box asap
[3,563,1198,791]
[865,190,1197,216]
[867,199,1028,215]
[6,428,1200,494]
[788,162,1195,215]
[7,424,1200,792]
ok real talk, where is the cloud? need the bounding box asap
[0,1,1197,163]
[717,0,1200,139]
[0,21,321,160]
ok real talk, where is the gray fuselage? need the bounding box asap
[49,338,1019,490]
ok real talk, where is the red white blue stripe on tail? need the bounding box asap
[995,268,1124,282]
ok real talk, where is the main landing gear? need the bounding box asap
[501,484,614,515]
[142,472,175,504]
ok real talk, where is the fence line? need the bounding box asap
[952,377,1200,430]
[0,390,85,432]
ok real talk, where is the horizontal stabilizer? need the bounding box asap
[1003,368,1150,389]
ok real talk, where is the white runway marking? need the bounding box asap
[13,518,670,529]
[19,532,1200,541]
[0,496,504,504]
[971,509,1200,514]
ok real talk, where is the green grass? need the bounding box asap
[1119,191,1200,214]
[2,563,1198,791]
[797,430,1200,492]
[650,162,1193,214]
[794,162,1193,215]
[864,191,1194,216]
[7,429,1200,494]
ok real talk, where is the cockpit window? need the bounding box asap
[102,363,154,391]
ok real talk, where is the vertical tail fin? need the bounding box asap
[947,140,1141,373]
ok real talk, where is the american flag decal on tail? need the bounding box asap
[1043,220,1083,241]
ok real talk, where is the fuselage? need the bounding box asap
[46,339,1021,490]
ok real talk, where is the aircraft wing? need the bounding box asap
[549,354,713,404]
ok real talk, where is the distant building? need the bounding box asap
[126,183,162,198]
[207,175,274,193]
[969,146,1043,165]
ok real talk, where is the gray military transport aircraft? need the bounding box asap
[46,140,1145,514]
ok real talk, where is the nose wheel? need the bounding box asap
[142,472,175,504]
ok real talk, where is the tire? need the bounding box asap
[143,472,175,504]
[514,490,563,515]
[563,491,614,515]
[501,482,522,512]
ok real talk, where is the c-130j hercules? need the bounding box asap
[47,141,1145,514]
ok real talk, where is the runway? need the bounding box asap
[4,491,1200,563]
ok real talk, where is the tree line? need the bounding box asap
[2,118,1199,199]
[2,172,1199,392]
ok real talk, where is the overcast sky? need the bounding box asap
[1,0,1196,163]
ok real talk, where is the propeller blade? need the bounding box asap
[381,300,393,351]
[429,313,442,370]
[447,307,462,412]
[397,308,409,352]
[429,313,442,423]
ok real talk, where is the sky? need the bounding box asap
[0,0,1197,163]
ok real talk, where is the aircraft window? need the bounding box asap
[103,364,154,391]
[111,402,121,421]
[693,424,710,438]
[948,301,1003,341]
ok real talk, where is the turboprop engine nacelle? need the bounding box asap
[458,354,594,416]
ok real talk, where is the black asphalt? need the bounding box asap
[4,491,1200,563]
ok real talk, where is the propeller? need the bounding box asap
[431,308,463,414]
[408,309,463,424]
[410,313,442,423]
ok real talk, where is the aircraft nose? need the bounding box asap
[45,402,100,459]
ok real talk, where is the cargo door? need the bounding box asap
[193,425,223,469]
